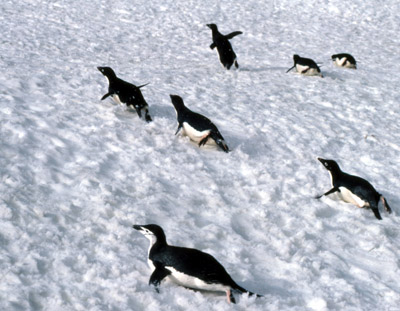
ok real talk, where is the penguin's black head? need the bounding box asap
[318,158,341,172]
[170,94,186,113]
[97,66,117,79]
[331,54,338,61]
[206,23,218,31]
[293,54,300,62]
[133,224,166,240]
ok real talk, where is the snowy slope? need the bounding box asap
[1,0,400,310]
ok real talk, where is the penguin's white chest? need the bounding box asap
[165,266,229,292]
[112,94,124,106]
[334,58,356,69]
[182,122,211,143]
[338,187,368,207]
[296,64,320,76]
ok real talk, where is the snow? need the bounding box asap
[1,0,400,310]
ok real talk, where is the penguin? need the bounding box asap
[133,224,261,304]
[316,158,392,220]
[97,67,152,122]
[207,24,242,70]
[170,95,229,153]
[286,54,323,77]
[331,53,357,69]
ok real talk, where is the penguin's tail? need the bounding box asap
[231,283,263,298]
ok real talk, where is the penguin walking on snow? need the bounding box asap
[170,95,229,153]
[97,67,152,122]
[286,54,323,77]
[207,24,242,70]
[331,53,357,69]
[316,158,392,220]
[133,224,262,304]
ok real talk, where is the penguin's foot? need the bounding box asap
[227,289,236,304]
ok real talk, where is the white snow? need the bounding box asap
[1,0,400,310]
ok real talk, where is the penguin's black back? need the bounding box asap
[294,55,320,70]
[332,53,356,64]
[150,244,237,287]
[333,171,380,204]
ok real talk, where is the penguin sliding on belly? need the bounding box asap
[286,54,323,77]
[97,67,152,122]
[170,95,229,153]
[316,158,392,220]
[133,224,262,304]
[207,24,242,70]
[331,53,357,69]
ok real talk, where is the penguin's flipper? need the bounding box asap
[149,265,171,291]
[101,93,111,100]
[175,124,183,135]
[210,42,216,50]
[286,65,295,73]
[315,187,340,199]
[301,67,310,74]
[137,82,150,89]
[380,196,392,213]
[225,31,243,39]
[199,135,210,147]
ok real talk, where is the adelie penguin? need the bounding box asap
[316,158,392,220]
[170,95,229,153]
[97,67,152,122]
[331,53,357,69]
[286,54,323,77]
[133,224,262,304]
[207,23,242,70]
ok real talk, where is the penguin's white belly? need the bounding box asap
[338,187,368,207]
[182,122,212,143]
[296,64,320,76]
[166,266,229,292]
[112,94,124,106]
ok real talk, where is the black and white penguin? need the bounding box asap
[331,53,357,69]
[170,95,229,153]
[316,158,392,220]
[207,24,242,70]
[286,54,323,77]
[133,224,261,303]
[97,67,152,122]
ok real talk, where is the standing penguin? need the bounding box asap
[97,67,152,122]
[133,224,262,304]
[331,53,357,69]
[316,158,392,220]
[170,95,229,153]
[286,54,323,77]
[207,24,242,70]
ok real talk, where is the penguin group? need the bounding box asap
[95,23,393,305]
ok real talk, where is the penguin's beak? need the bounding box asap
[317,157,324,164]
[133,225,143,231]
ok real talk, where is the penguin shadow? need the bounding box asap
[148,103,176,121]
[239,65,285,73]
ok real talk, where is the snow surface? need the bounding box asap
[1,0,400,310]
